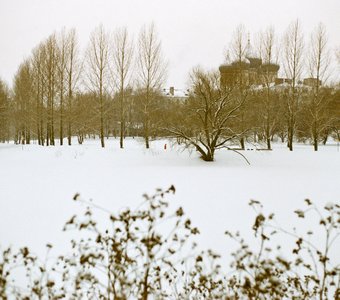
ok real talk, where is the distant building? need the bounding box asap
[219,39,280,87]
[303,77,322,87]
[272,77,322,91]
[162,86,189,101]
[275,78,292,85]
[219,57,280,87]
[219,56,322,91]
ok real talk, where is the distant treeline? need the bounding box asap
[0,21,339,159]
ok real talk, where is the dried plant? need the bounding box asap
[1,187,339,299]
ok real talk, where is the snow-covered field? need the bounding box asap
[0,138,339,265]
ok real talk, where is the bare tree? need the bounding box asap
[137,23,167,149]
[167,68,248,162]
[0,79,11,142]
[31,43,47,145]
[258,26,280,150]
[230,24,248,66]
[65,28,81,146]
[111,27,134,149]
[282,20,304,151]
[86,25,110,148]
[43,33,59,146]
[306,23,330,151]
[229,24,249,149]
[57,29,68,145]
[13,60,33,144]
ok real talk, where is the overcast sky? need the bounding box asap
[0,0,339,88]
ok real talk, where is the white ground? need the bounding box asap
[0,138,339,268]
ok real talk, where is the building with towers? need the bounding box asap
[219,38,280,87]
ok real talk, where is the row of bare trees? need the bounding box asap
[163,21,339,160]
[0,21,339,158]
[11,29,80,146]
[163,68,339,161]
[0,80,10,142]
[81,23,167,149]
[5,23,166,149]
[225,21,336,152]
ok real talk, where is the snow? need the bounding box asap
[0,138,339,270]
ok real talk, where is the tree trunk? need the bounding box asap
[141,266,150,300]
[240,137,245,150]
[201,148,214,161]
[60,91,64,145]
[67,94,72,145]
[119,84,124,149]
[313,123,318,151]
[145,118,150,149]
[67,66,73,146]
[322,133,328,145]
[266,115,271,150]
[100,95,105,148]
[287,116,294,151]
[51,101,55,146]
[120,120,124,148]
[144,91,150,149]
[288,129,293,151]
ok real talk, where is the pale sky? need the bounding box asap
[0,0,339,89]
